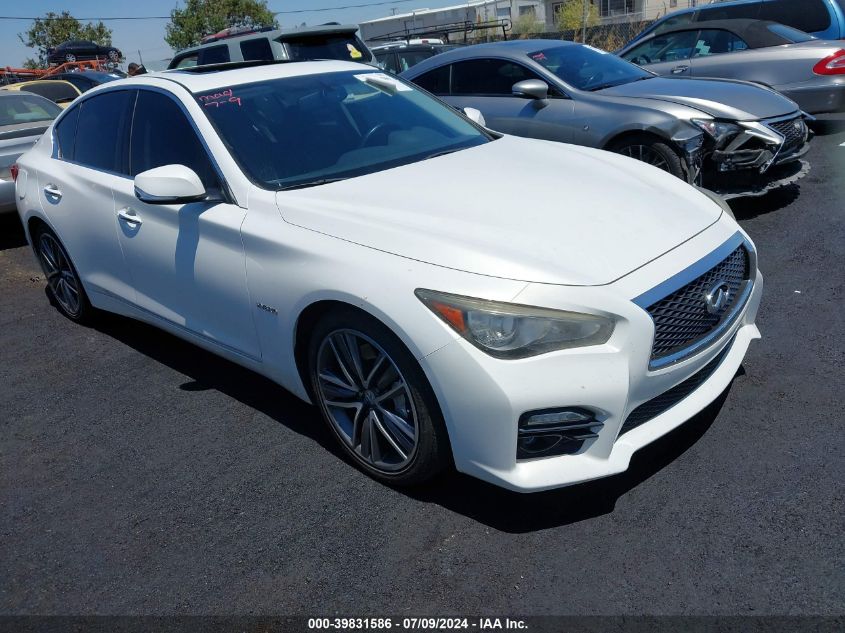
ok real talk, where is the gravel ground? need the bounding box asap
[1,128,843,616]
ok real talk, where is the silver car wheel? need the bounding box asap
[64,53,77,63]
[619,144,670,171]
[38,233,81,317]
[315,329,419,472]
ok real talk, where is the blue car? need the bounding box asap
[630,0,845,45]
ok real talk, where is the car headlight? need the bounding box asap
[415,289,615,359]
[691,118,741,146]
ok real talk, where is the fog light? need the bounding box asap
[517,407,603,460]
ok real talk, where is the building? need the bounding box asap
[358,1,547,43]
[542,0,700,29]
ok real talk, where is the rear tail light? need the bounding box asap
[813,49,845,75]
[10,164,19,182]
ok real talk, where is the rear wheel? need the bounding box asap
[307,309,451,486]
[34,226,95,324]
[64,53,77,63]
[609,135,687,181]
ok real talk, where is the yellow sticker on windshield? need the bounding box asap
[347,43,363,59]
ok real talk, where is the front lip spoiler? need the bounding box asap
[713,159,810,201]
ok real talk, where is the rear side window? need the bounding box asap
[413,65,451,95]
[172,53,199,69]
[197,45,230,65]
[22,82,78,104]
[281,34,372,63]
[758,0,831,33]
[451,59,546,96]
[130,90,218,189]
[74,90,134,173]
[54,107,79,159]
[240,37,273,61]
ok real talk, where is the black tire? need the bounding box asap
[608,134,687,181]
[33,226,95,324]
[307,308,451,487]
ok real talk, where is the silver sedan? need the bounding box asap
[401,39,812,198]
[618,19,845,115]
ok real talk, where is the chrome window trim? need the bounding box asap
[633,231,757,371]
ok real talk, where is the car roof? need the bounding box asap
[174,24,363,55]
[400,39,577,77]
[642,18,802,48]
[155,59,373,93]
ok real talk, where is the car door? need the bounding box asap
[620,29,700,77]
[433,58,576,143]
[36,89,136,302]
[688,29,751,80]
[112,88,261,359]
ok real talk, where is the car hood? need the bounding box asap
[276,135,722,286]
[599,77,798,121]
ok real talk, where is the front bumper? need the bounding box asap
[703,113,812,198]
[421,224,762,492]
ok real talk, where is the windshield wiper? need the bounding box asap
[589,76,653,92]
[278,177,349,191]
[422,148,461,161]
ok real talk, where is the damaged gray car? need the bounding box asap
[401,39,812,198]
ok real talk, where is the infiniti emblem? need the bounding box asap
[704,281,731,315]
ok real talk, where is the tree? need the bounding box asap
[511,12,543,37]
[555,0,600,34]
[166,0,278,50]
[18,12,113,68]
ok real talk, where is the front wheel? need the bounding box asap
[307,309,451,486]
[608,135,687,181]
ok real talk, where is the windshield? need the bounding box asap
[529,45,652,91]
[0,93,61,127]
[198,70,489,190]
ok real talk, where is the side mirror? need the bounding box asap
[134,165,207,205]
[512,79,549,107]
[463,107,486,127]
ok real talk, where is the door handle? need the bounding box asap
[43,184,62,201]
[671,65,689,74]
[117,208,142,226]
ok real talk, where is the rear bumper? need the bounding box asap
[0,179,15,213]
[780,80,845,115]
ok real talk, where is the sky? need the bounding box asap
[0,0,472,68]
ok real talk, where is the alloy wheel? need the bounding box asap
[619,144,670,172]
[315,329,419,472]
[38,233,82,317]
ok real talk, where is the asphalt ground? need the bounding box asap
[1,126,843,617]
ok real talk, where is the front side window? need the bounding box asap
[396,50,435,73]
[130,90,218,189]
[198,70,488,190]
[173,53,199,69]
[699,4,760,20]
[622,30,700,66]
[0,93,61,126]
[645,11,695,37]
[74,90,134,172]
[451,59,545,96]
[693,30,749,57]
[533,45,652,91]
[375,51,399,73]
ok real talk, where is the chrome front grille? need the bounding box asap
[643,244,751,367]
[768,117,806,153]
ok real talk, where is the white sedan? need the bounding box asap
[14,60,762,492]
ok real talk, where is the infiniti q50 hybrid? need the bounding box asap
[14,60,763,492]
